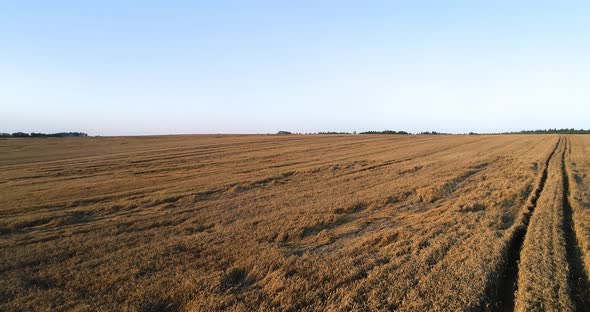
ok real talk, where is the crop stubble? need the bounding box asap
[0,134,589,311]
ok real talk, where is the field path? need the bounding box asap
[503,136,590,311]
[496,137,561,311]
[562,138,590,310]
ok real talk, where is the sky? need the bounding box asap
[1,1,590,135]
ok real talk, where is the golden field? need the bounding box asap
[1,134,589,311]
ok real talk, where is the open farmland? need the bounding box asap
[1,134,590,311]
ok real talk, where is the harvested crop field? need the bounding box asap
[1,134,590,311]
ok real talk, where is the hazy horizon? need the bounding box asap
[2,1,590,135]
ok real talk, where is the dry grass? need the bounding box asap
[0,134,587,311]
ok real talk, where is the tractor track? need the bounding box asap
[494,137,561,311]
[561,137,590,310]
[494,136,590,311]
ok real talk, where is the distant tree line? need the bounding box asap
[277,128,590,136]
[418,131,449,135]
[277,130,439,135]
[359,130,410,135]
[0,132,88,138]
[317,131,351,135]
[465,128,590,135]
[505,128,590,134]
[277,131,355,135]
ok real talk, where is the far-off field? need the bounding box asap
[2,134,590,311]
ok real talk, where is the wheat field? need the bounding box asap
[1,134,589,311]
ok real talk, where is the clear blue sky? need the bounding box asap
[1,1,589,135]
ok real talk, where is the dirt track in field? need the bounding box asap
[499,137,590,312]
